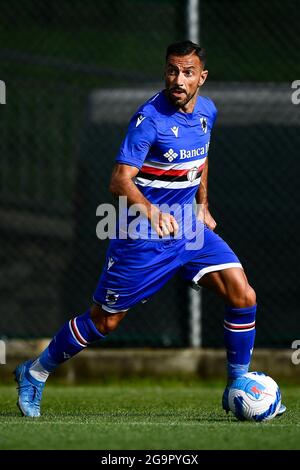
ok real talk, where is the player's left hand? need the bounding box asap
[197,205,217,231]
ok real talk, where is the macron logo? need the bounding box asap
[171,126,179,138]
[107,257,115,270]
[136,115,146,127]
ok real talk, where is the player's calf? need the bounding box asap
[15,306,126,417]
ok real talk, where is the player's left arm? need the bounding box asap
[195,158,217,231]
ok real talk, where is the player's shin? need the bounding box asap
[223,304,256,383]
[28,310,106,382]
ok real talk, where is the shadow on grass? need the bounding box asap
[0,412,25,418]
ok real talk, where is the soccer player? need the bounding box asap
[15,40,285,418]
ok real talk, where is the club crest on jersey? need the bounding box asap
[105,290,119,305]
[200,117,208,133]
[163,148,178,162]
[187,167,199,182]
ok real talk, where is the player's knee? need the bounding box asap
[235,284,256,307]
[227,277,256,308]
[246,285,256,306]
[103,314,124,334]
[90,304,126,335]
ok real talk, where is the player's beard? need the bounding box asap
[165,87,198,110]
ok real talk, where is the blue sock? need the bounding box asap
[38,310,106,372]
[224,304,256,381]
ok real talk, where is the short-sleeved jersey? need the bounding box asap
[115,90,217,238]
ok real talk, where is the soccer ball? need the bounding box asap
[228,371,282,422]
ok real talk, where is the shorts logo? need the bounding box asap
[105,290,119,305]
[187,167,199,182]
[107,257,115,270]
[200,117,208,133]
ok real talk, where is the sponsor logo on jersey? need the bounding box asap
[180,142,209,159]
[200,117,208,133]
[163,148,178,162]
[136,115,146,127]
[171,126,179,137]
[107,257,115,270]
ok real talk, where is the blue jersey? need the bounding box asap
[115,90,217,238]
[93,92,243,313]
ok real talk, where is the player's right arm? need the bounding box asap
[109,163,178,237]
[110,111,178,237]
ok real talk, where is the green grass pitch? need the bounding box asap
[0,379,299,450]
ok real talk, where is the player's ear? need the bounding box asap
[198,69,208,87]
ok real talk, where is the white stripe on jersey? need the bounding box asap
[135,176,201,189]
[142,157,206,171]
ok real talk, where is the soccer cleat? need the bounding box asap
[276,403,287,417]
[14,360,45,418]
[222,385,230,414]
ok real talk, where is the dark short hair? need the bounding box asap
[166,40,206,67]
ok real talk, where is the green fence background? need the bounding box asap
[0,0,299,347]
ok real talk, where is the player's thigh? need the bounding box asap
[199,267,248,297]
[93,238,181,313]
[199,268,256,306]
[180,226,242,289]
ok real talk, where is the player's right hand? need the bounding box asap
[151,209,179,238]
